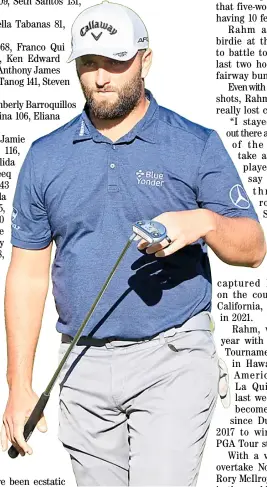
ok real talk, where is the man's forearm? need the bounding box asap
[5,269,49,389]
[139,210,266,265]
[204,210,266,267]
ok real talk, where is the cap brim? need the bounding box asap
[67,46,138,63]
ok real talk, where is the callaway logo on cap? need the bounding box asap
[68,0,149,62]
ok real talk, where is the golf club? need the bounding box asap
[8,219,168,458]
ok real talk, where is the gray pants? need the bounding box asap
[58,314,219,486]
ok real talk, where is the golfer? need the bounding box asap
[2,1,266,485]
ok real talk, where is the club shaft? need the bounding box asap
[44,233,136,395]
[8,233,136,459]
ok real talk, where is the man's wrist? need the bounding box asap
[198,209,217,237]
[7,374,32,392]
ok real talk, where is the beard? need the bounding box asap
[79,68,144,120]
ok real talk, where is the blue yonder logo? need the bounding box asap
[136,170,164,187]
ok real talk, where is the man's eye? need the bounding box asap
[111,60,122,66]
[80,59,95,67]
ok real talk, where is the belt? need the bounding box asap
[61,311,214,346]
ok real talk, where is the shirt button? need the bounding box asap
[110,163,116,169]
[112,145,116,150]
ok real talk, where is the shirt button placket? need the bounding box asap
[108,144,119,192]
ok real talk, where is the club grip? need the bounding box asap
[8,392,50,459]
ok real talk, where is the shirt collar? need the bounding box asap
[73,89,158,144]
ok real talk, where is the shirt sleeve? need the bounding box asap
[196,130,259,222]
[11,145,52,249]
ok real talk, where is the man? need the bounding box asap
[1,1,266,486]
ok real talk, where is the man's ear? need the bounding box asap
[141,48,153,79]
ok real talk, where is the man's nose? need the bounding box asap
[95,67,111,87]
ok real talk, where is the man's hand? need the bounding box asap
[137,209,266,267]
[1,387,47,455]
[137,210,215,257]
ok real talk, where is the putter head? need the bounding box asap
[132,220,167,245]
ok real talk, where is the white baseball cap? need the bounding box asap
[68,0,149,62]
